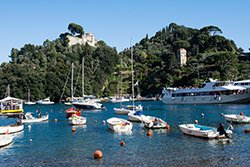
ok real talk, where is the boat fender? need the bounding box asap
[166,124,170,130]
[94,150,103,159]
[147,131,153,137]
[120,141,125,146]
[72,127,76,133]
[244,129,250,134]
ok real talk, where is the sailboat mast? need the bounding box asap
[120,58,123,107]
[82,57,85,97]
[28,89,31,102]
[130,39,135,108]
[71,63,74,99]
[7,84,10,97]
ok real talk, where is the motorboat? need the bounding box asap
[24,101,36,105]
[68,114,86,125]
[65,107,81,118]
[110,96,130,103]
[107,117,133,133]
[142,116,168,129]
[126,104,143,111]
[0,134,13,147]
[128,111,146,122]
[114,107,133,115]
[73,98,105,110]
[179,123,233,139]
[162,78,250,104]
[0,96,23,114]
[36,97,54,105]
[0,123,24,134]
[224,113,250,123]
[22,112,49,123]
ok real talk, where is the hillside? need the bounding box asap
[120,23,250,96]
[0,23,249,100]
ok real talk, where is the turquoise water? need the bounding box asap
[1,101,250,166]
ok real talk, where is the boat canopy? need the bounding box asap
[0,96,23,102]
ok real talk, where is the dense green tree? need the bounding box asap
[68,23,84,36]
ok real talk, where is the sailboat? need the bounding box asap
[24,89,35,105]
[114,57,134,115]
[65,63,81,118]
[127,40,146,121]
[72,58,105,110]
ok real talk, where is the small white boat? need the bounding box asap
[0,124,24,134]
[64,102,72,106]
[179,124,233,139]
[22,112,49,123]
[114,107,133,115]
[69,114,87,125]
[142,116,168,129]
[36,97,54,105]
[24,89,35,105]
[24,101,36,105]
[126,104,143,111]
[0,134,13,147]
[110,96,130,103]
[107,117,133,133]
[224,114,250,123]
[127,111,146,122]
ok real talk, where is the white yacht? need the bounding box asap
[162,78,250,105]
[234,79,250,93]
[72,98,105,110]
[36,97,54,105]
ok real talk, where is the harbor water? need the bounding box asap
[1,101,250,166]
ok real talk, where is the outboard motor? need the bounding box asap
[217,123,230,138]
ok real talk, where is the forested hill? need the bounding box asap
[0,23,119,101]
[120,23,250,96]
[0,23,249,101]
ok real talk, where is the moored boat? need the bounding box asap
[179,123,233,139]
[127,111,146,122]
[224,113,250,123]
[162,78,250,105]
[142,116,168,129]
[22,112,49,123]
[0,134,13,147]
[68,114,86,125]
[24,89,35,105]
[114,107,133,115]
[126,104,143,111]
[73,99,105,110]
[110,96,130,103]
[65,107,81,118]
[0,124,24,134]
[36,97,54,105]
[107,117,133,133]
[0,96,23,114]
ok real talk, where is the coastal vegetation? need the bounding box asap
[0,23,249,101]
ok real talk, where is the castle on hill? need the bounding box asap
[67,32,97,47]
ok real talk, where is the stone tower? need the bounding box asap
[176,48,187,66]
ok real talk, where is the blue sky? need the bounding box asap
[0,0,249,63]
